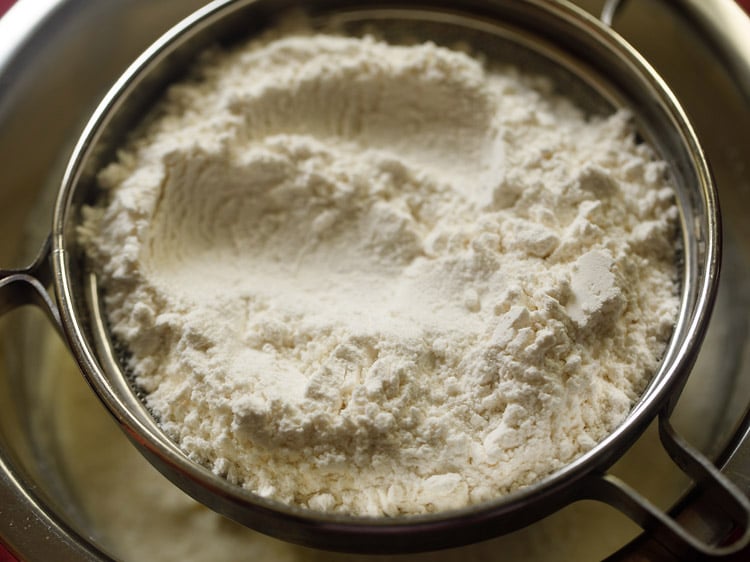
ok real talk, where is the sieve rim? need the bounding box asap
[49,0,721,553]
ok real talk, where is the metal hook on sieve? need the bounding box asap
[0,236,63,336]
[582,413,750,559]
[600,0,628,27]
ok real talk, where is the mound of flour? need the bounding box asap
[79,31,679,516]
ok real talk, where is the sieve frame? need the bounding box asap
[0,0,742,556]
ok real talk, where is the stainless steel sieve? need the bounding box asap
[0,0,746,558]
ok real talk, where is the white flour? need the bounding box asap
[45,331,688,562]
[79,31,679,516]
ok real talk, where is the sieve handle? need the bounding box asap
[0,235,63,334]
[584,412,750,559]
[600,0,625,27]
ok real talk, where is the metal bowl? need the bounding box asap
[1,0,747,558]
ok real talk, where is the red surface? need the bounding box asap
[0,0,15,18]
[0,544,17,562]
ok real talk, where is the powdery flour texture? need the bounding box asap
[79,31,680,516]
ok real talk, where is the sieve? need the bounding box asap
[0,0,747,557]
